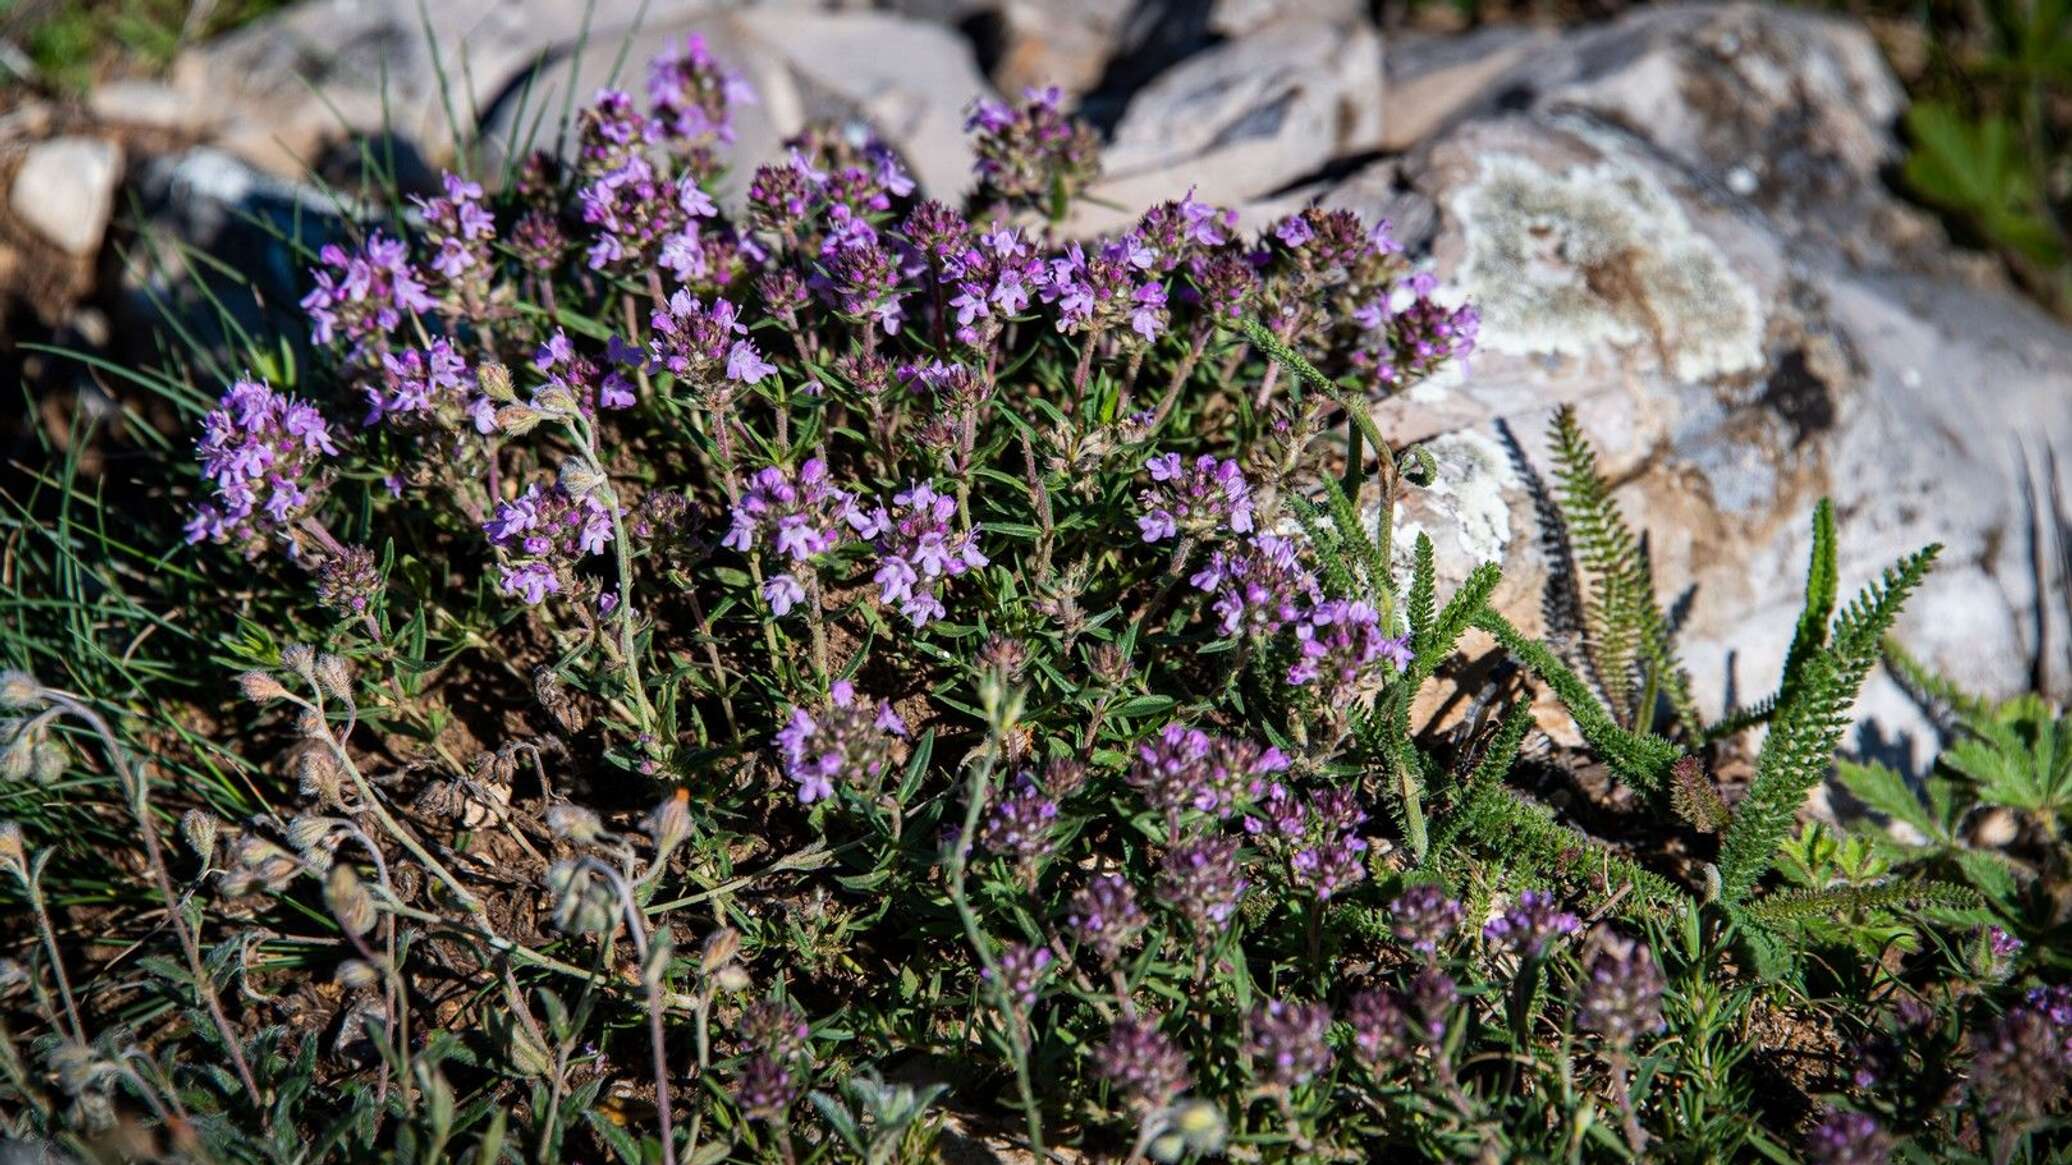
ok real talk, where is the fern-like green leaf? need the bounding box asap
[1716,544,1940,903]
[1668,757,1732,833]
[1459,785,1690,915]
[1777,500,1838,706]
[1471,607,1682,790]
[1408,532,1438,651]
[1742,879,1981,927]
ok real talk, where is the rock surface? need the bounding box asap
[9,136,123,256]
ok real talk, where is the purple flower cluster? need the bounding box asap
[980,777,1059,871]
[1244,999,1333,1089]
[1040,239,1168,341]
[1388,884,1464,957]
[411,172,495,288]
[1482,890,1582,959]
[773,679,908,804]
[723,459,870,614]
[1137,454,1255,543]
[1576,938,1666,1049]
[1347,988,1411,1069]
[482,482,613,605]
[1970,985,2072,1125]
[1353,271,1482,391]
[366,339,486,431]
[984,942,1052,1011]
[1155,834,1249,934]
[965,85,1099,208]
[301,231,434,355]
[1189,534,1319,638]
[1066,873,1148,967]
[649,290,775,402]
[734,999,811,1123]
[1287,599,1412,704]
[185,378,339,551]
[532,330,640,414]
[1094,1017,1192,1109]
[1803,1110,1892,1165]
[1130,724,1287,836]
[646,33,752,146]
[1244,783,1368,901]
[861,482,986,626]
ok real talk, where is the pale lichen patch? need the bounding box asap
[1446,150,1765,383]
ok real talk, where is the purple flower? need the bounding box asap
[1388,884,1463,957]
[299,231,433,355]
[1094,1017,1192,1109]
[739,1000,811,1061]
[984,942,1052,1011]
[1287,599,1411,705]
[1244,999,1333,1089]
[773,680,907,804]
[1131,724,1287,835]
[1137,454,1255,543]
[723,458,868,568]
[1483,890,1582,959]
[1355,292,1480,392]
[860,482,987,627]
[366,339,471,427]
[482,482,613,606]
[1273,214,1315,249]
[1409,967,1459,1042]
[1155,835,1249,934]
[1804,1110,1892,1165]
[1066,874,1148,967]
[735,1053,796,1121]
[185,378,338,553]
[763,572,806,616]
[726,340,778,385]
[1971,987,2072,1125]
[412,171,495,286]
[1189,534,1319,637]
[1576,938,1666,1049]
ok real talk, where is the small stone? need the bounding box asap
[89,80,197,129]
[9,137,123,256]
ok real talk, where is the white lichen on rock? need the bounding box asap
[1390,428,1521,570]
[1446,150,1765,383]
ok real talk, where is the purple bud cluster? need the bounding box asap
[861,482,987,626]
[533,330,640,414]
[1576,939,1666,1049]
[984,942,1053,1011]
[1137,454,1255,544]
[185,378,339,551]
[1970,984,2072,1126]
[965,86,1099,208]
[1155,834,1249,934]
[1482,890,1582,959]
[980,776,1059,870]
[773,679,908,804]
[301,232,434,355]
[1347,988,1411,1069]
[734,999,810,1122]
[1352,271,1482,392]
[1287,599,1412,703]
[1244,783,1368,901]
[646,33,752,146]
[1244,998,1333,1089]
[1130,724,1287,835]
[482,482,613,605]
[1067,873,1148,967]
[1803,1110,1892,1165]
[367,339,485,431]
[1388,885,1464,957]
[1094,1016,1192,1109]
[1189,534,1320,638]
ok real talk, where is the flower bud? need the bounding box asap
[314,654,353,703]
[238,671,291,704]
[335,959,381,989]
[0,821,26,880]
[533,385,579,416]
[642,934,674,989]
[296,750,345,807]
[0,671,43,710]
[280,644,316,679]
[325,864,378,936]
[558,460,608,497]
[715,963,753,993]
[545,804,605,844]
[29,739,64,785]
[495,404,544,436]
[700,927,741,974]
[288,814,337,859]
[180,809,220,861]
[646,789,692,853]
[478,362,516,403]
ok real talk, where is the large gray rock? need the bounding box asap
[1070,14,1384,233]
[9,136,124,257]
[1358,110,2071,766]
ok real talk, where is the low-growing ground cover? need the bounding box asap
[0,33,2068,1165]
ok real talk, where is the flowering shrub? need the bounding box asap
[0,32,2066,1165]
